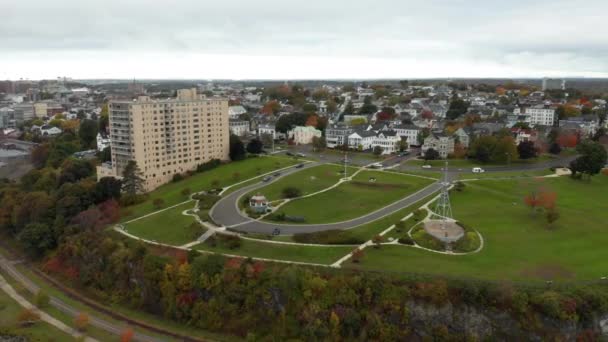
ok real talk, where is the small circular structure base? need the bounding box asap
[424,220,464,243]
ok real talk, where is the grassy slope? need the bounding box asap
[272,171,434,224]
[196,238,352,265]
[125,202,199,245]
[347,176,608,281]
[247,164,357,201]
[122,156,298,221]
[0,286,73,342]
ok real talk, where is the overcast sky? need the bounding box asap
[2,0,608,80]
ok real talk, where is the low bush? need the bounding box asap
[285,215,305,223]
[196,158,221,173]
[186,222,206,240]
[268,212,286,221]
[195,194,222,209]
[412,209,427,222]
[152,198,165,210]
[172,173,184,183]
[411,225,444,251]
[220,234,242,250]
[293,230,365,245]
[398,236,415,245]
[282,186,302,199]
[34,291,50,308]
[394,221,406,233]
[452,232,480,253]
[17,308,40,326]
[120,193,147,206]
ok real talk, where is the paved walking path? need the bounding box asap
[0,273,98,342]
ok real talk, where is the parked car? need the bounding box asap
[273,172,281,177]
[399,151,410,157]
[295,164,305,168]
[472,167,485,173]
[296,152,306,157]
[368,163,384,169]
[262,176,272,182]
[286,151,294,156]
[421,164,432,169]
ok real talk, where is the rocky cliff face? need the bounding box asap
[406,300,608,340]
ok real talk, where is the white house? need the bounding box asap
[40,125,62,136]
[228,105,247,119]
[348,130,376,150]
[325,126,353,148]
[514,106,556,127]
[258,124,278,140]
[389,124,421,146]
[510,128,538,145]
[229,119,250,136]
[291,126,322,145]
[96,133,110,151]
[372,131,400,154]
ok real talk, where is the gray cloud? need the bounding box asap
[1,0,607,78]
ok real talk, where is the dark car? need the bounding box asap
[295,164,305,168]
[286,151,294,156]
[262,176,272,182]
[273,172,281,177]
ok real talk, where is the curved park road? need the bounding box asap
[210,162,453,235]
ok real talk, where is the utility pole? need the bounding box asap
[344,151,348,179]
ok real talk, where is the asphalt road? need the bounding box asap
[210,154,577,235]
[210,162,456,235]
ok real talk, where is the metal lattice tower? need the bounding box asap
[433,160,453,221]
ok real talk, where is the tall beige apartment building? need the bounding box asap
[97,88,229,192]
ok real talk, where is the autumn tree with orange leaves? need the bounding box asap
[523,181,559,228]
[556,132,579,148]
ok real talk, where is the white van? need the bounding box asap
[472,167,485,173]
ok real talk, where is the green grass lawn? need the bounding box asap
[0,285,73,342]
[196,237,352,264]
[346,175,608,282]
[246,164,358,201]
[459,169,554,180]
[269,171,434,224]
[121,156,298,221]
[124,202,202,246]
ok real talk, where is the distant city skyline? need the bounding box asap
[2,0,608,80]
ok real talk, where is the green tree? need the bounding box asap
[342,101,355,114]
[517,141,537,159]
[491,136,517,164]
[359,96,377,115]
[18,223,55,257]
[95,177,122,203]
[424,148,440,160]
[78,119,98,149]
[122,160,145,195]
[229,134,246,160]
[373,145,384,156]
[312,136,326,152]
[446,95,469,120]
[246,138,264,154]
[569,140,608,179]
